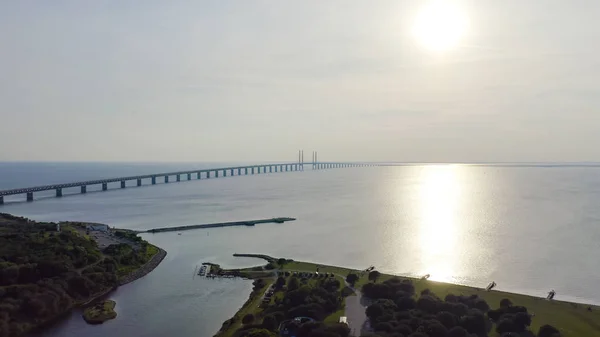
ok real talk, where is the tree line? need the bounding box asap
[359,272,561,337]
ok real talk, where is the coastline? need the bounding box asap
[29,244,167,336]
[119,246,167,286]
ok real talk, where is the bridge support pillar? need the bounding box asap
[223,170,227,177]
[187,173,191,180]
[56,188,62,197]
[231,169,235,176]
[197,172,201,179]
[137,179,142,187]
[121,181,126,188]
[270,166,273,173]
[165,176,169,183]
[102,183,108,190]
[207,171,211,178]
[238,168,241,175]
[81,186,86,194]
[251,167,255,174]
[245,167,248,175]
[151,177,156,185]
[26,192,33,202]
[176,175,181,182]
[0,196,3,205]
[215,170,219,177]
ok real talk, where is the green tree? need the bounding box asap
[288,277,300,291]
[538,324,560,337]
[366,303,384,319]
[275,276,286,289]
[262,315,278,331]
[368,270,381,283]
[500,298,513,308]
[346,273,359,287]
[242,313,255,325]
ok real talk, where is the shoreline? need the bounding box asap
[119,246,167,286]
[238,255,600,307]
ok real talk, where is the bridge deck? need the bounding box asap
[0,163,305,196]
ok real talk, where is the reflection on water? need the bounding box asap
[417,165,462,282]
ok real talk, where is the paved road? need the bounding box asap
[344,291,372,336]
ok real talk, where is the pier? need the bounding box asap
[145,217,296,233]
[0,150,378,204]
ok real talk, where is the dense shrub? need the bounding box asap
[500,299,513,309]
[242,313,255,325]
[538,324,561,337]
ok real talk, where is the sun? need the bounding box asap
[412,1,468,51]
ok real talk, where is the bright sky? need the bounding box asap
[1,0,599,162]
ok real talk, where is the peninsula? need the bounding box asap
[0,213,166,337]
[211,254,600,337]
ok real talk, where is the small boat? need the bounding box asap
[486,281,497,291]
[547,290,556,300]
[421,274,431,280]
[178,233,182,235]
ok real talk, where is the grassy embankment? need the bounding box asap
[219,255,600,337]
[82,300,117,324]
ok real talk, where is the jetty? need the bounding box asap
[145,217,296,233]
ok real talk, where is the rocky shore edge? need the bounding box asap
[119,247,167,286]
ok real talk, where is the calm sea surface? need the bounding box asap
[1,162,599,337]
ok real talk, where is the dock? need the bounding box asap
[144,217,296,233]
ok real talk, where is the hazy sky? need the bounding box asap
[1,1,599,162]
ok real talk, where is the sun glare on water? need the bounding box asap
[412,1,468,51]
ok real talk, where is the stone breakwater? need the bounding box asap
[119,248,167,286]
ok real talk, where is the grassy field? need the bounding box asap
[273,259,600,337]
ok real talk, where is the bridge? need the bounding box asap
[0,151,375,204]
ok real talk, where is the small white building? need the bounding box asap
[86,224,109,232]
[339,316,347,324]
